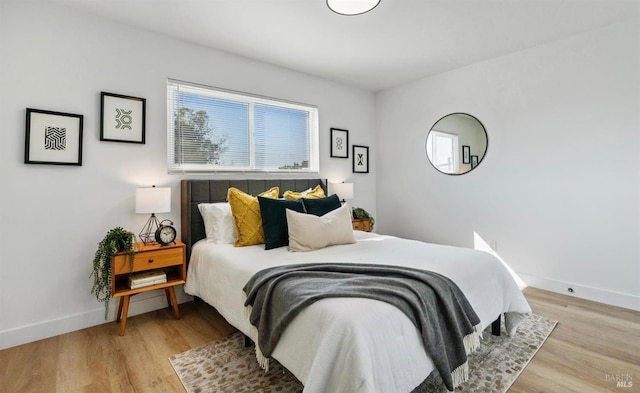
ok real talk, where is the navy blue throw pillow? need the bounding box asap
[258,196,305,250]
[302,194,342,216]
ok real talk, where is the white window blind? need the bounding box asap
[167,80,319,173]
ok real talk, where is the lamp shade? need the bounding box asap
[135,187,171,214]
[327,0,380,15]
[331,182,354,201]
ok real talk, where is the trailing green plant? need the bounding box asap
[90,227,135,319]
[353,207,375,230]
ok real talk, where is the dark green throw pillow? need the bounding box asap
[302,194,341,216]
[258,196,304,250]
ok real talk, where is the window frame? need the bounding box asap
[167,79,319,174]
[426,130,459,173]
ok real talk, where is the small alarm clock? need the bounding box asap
[155,220,177,246]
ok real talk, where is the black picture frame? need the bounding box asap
[330,128,349,158]
[462,145,471,164]
[471,155,479,168]
[352,145,369,173]
[25,108,83,166]
[100,92,146,144]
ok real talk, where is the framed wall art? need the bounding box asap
[100,92,146,143]
[352,145,369,173]
[471,155,479,168]
[330,128,349,158]
[25,108,83,166]
[462,145,470,164]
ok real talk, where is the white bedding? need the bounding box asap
[184,231,531,393]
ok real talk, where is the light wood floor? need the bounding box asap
[1,287,638,393]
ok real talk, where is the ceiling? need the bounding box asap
[48,0,639,92]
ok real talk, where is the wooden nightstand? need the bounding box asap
[111,240,186,336]
[352,218,372,232]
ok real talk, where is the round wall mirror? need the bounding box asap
[425,113,488,175]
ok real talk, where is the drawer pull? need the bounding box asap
[148,258,154,263]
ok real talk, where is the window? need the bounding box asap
[426,130,459,173]
[167,80,319,173]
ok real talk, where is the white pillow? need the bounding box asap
[286,203,355,252]
[197,202,236,244]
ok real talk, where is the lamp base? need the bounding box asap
[139,213,160,244]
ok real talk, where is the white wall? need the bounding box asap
[375,19,640,310]
[0,1,376,349]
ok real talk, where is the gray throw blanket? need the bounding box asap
[243,263,482,391]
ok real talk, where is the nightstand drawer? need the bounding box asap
[352,218,371,232]
[112,247,183,274]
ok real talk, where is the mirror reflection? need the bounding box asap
[425,113,488,175]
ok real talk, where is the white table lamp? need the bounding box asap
[331,182,354,203]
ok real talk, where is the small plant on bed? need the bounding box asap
[352,207,375,230]
[90,227,135,319]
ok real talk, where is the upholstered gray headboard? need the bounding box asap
[180,178,326,259]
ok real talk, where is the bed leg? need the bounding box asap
[491,315,501,336]
[244,334,253,348]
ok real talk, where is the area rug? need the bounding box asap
[169,313,557,393]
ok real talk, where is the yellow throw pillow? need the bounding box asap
[283,184,326,201]
[228,186,279,247]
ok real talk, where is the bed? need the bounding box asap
[180,179,532,393]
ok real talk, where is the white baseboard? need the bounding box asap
[0,289,192,350]
[518,272,640,312]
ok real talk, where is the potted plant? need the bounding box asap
[353,207,375,231]
[90,227,135,319]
